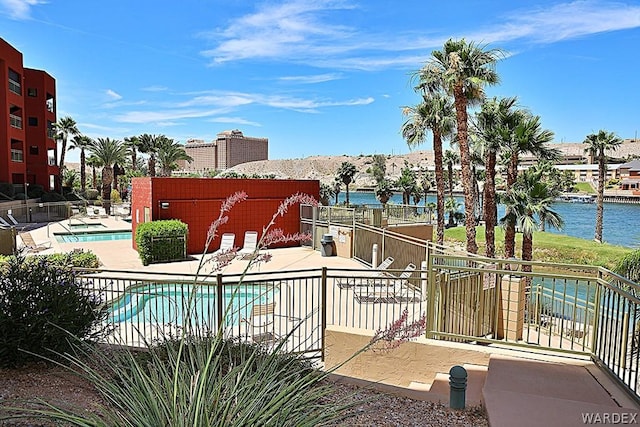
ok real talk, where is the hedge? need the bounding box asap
[136,220,188,266]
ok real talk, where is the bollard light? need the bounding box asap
[449,365,467,410]
[372,243,378,268]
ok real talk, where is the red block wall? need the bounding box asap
[130,177,319,255]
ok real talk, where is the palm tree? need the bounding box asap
[501,112,558,260]
[138,133,162,177]
[157,138,193,176]
[443,149,459,200]
[396,162,417,205]
[54,116,79,192]
[375,178,395,209]
[501,169,564,278]
[474,96,518,257]
[445,197,460,228]
[337,162,357,206]
[401,92,455,245]
[87,138,127,215]
[124,136,142,172]
[416,38,503,254]
[69,135,93,193]
[86,155,102,190]
[584,130,622,243]
[332,177,341,205]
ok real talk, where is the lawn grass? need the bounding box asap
[443,226,631,270]
[574,182,595,193]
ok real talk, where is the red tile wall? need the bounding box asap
[131,178,319,254]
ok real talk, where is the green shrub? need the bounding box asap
[40,191,66,202]
[27,184,44,199]
[84,188,99,200]
[136,220,188,266]
[45,249,101,269]
[13,192,27,200]
[111,189,122,204]
[0,253,108,367]
[0,182,15,200]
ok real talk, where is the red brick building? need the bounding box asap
[0,38,58,193]
[130,177,319,254]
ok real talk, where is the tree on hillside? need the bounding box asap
[584,130,622,243]
[415,38,503,254]
[396,162,417,205]
[401,92,455,245]
[371,154,387,183]
[337,162,357,206]
[88,138,127,214]
[54,116,80,192]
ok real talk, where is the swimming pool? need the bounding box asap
[108,283,275,326]
[55,230,132,243]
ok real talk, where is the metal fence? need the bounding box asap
[0,200,86,224]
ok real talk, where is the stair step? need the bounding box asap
[407,381,431,391]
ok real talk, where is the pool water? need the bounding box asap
[55,231,132,243]
[108,283,275,326]
[68,223,106,229]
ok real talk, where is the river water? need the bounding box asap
[335,192,640,249]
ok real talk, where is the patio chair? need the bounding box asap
[238,231,259,259]
[212,233,236,260]
[0,216,10,227]
[241,302,279,344]
[18,231,51,253]
[336,256,395,289]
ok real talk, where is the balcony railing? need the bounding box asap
[9,114,22,129]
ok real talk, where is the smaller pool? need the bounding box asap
[68,223,106,230]
[55,230,132,243]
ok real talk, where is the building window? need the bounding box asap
[11,149,23,162]
[47,121,55,139]
[28,117,38,126]
[9,114,22,129]
[30,146,39,155]
[27,88,37,97]
[46,93,54,113]
[8,68,21,95]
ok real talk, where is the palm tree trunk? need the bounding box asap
[149,156,156,177]
[80,150,86,193]
[101,166,113,215]
[483,151,497,258]
[504,153,519,259]
[522,231,533,288]
[434,133,446,245]
[346,183,350,206]
[453,86,477,254]
[595,154,605,242]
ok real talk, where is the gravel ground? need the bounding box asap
[0,362,488,426]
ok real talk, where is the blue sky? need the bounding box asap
[2,1,640,163]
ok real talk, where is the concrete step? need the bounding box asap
[425,363,488,407]
[483,355,639,427]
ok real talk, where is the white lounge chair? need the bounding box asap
[336,256,395,289]
[212,233,235,259]
[238,231,259,259]
[18,231,51,253]
[7,213,18,225]
[355,263,419,303]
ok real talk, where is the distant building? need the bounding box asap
[178,130,268,174]
[0,38,58,193]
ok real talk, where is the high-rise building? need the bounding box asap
[179,130,268,174]
[0,38,58,194]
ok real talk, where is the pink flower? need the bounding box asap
[369,309,426,352]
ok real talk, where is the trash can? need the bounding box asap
[320,233,335,257]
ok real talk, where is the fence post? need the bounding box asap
[216,273,224,333]
[321,266,327,362]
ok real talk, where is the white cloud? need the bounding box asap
[141,85,169,92]
[209,117,262,127]
[198,0,640,71]
[0,0,45,20]
[115,108,229,124]
[278,73,344,84]
[105,89,123,101]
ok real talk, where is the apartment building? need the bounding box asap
[0,38,58,194]
[179,130,268,174]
